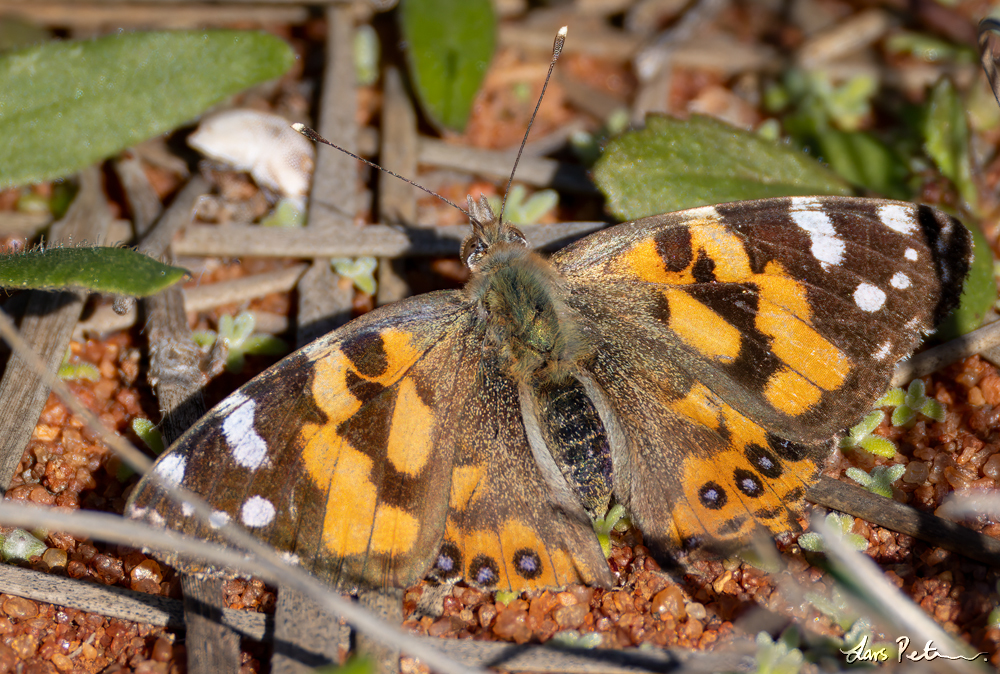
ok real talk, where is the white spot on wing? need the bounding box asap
[854,283,886,312]
[155,454,186,486]
[890,272,911,289]
[241,496,276,527]
[686,204,721,220]
[209,511,231,529]
[789,198,844,270]
[904,248,918,261]
[874,340,892,360]
[878,204,916,234]
[223,393,269,470]
[181,502,194,517]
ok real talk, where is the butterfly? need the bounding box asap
[126,194,972,593]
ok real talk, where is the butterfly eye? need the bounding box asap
[462,237,488,270]
[506,226,527,247]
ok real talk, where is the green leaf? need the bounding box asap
[0,30,294,187]
[58,350,100,382]
[0,528,47,562]
[754,630,804,674]
[399,0,495,132]
[331,257,378,295]
[0,247,189,296]
[800,513,868,553]
[592,115,851,220]
[354,24,381,88]
[494,590,518,605]
[311,657,375,674]
[936,221,995,339]
[923,78,978,209]
[132,418,165,456]
[213,311,289,373]
[875,388,905,407]
[860,436,897,458]
[846,465,905,498]
[487,186,559,225]
[812,128,909,200]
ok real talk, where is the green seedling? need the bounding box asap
[799,512,867,553]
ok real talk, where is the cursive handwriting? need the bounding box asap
[895,637,987,663]
[840,635,889,663]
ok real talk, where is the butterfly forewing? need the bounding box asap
[129,292,473,589]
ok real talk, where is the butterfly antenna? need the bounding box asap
[498,25,568,226]
[292,123,470,219]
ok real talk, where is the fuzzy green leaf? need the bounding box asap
[331,257,378,296]
[593,115,851,220]
[0,247,189,296]
[936,221,995,339]
[1,529,46,562]
[0,30,294,187]
[812,127,909,200]
[846,465,905,498]
[399,0,495,132]
[876,388,905,407]
[924,78,978,209]
[860,436,897,458]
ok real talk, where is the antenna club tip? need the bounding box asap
[291,122,305,132]
[558,26,568,36]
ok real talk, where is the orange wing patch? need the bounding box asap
[672,397,818,545]
[756,261,850,393]
[299,328,429,559]
[386,377,435,477]
[616,213,752,285]
[614,225,853,416]
[664,287,742,363]
[439,517,582,591]
[450,463,486,512]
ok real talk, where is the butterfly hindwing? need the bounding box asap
[431,350,612,591]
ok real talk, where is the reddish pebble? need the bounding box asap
[28,485,55,506]
[42,548,68,570]
[51,652,73,671]
[651,586,686,621]
[493,604,532,644]
[131,559,163,585]
[553,603,588,629]
[428,616,457,638]
[9,633,37,659]
[152,635,173,662]
[683,618,704,641]
[3,595,38,619]
[0,643,14,672]
[94,554,125,584]
[132,579,162,595]
[477,603,497,628]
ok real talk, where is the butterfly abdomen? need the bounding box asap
[532,379,614,519]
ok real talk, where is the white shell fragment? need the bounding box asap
[188,109,315,209]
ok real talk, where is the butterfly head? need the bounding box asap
[461,195,528,273]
